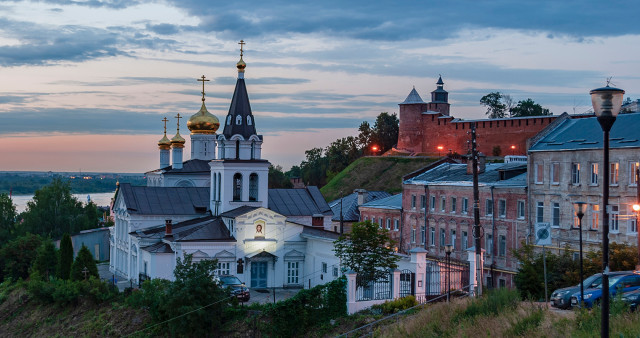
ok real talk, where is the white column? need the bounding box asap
[392,269,401,299]
[346,271,357,314]
[410,247,427,301]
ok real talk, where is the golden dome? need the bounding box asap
[187,102,220,135]
[170,131,185,148]
[237,56,246,73]
[158,134,171,150]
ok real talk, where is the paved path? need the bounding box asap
[246,287,301,305]
[97,263,132,292]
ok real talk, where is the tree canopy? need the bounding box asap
[58,233,73,280]
[70,244,99,281]
[509,98,552,117]
[0,233,43,281]
[333,220,399,282]
[480,92,551,118]
[268,165,294,189]
[32,239,58,281]
[0,193,16,246]
[480,92,507,119]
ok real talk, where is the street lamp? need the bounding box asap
[591,84,624,338]
[510,145,516,155]
[437,145,444,157]
[634,203,640,268]
[573,201,588,308]
[444,244,454,302]
[371,145,379,156]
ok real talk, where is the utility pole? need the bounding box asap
[471,123,483,297]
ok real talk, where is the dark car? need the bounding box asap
[218,275,250,302]
[550,271,632,309]
[571,272,640,308]
[622,288,640,311]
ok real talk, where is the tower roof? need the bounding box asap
[223,43,257,139]
[400,87,425,104]
[436,76,444,85]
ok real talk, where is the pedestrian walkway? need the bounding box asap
[97,262,132,292]
[246,287,301,305]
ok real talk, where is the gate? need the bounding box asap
[423,256,470,302]
[398,269,415,298]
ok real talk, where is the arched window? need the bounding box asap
[236,115,242,125]
[226,115,232,125]
[217,173,221,202]
[247,116,252,125]
[233,173,242,201]
[249,173,258,201]
[251,141,255,160]
[235,140,240,159]
[212,173,217,200]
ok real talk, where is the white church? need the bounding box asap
[109,47,341,289]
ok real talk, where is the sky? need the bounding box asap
[1,0,639,173]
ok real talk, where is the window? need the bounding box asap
[287,262,300,284]
[499,279,506,288]
[451,197,457,213]
[386,218,391,230]
[592,204,600,230]
[517,200,525,219]
[630,162,639,185]
[249,173,259,201]
[610,205,619,232]
[379,217,383,228]
[610,163,619,185]
[451,229,456,248]
[485,199,494,216]
[233,173,242,201]
[333,266,339,277]
[462,198,469,214]
[430,195,436,211]
[430,227,435,246]
[536,202,544,223]
[217,262,230,275]
[247,115,252,125]
[499,235,506,256]
[322,262,327,273]
[552,202,560,227]
[236,115,243,125]
[394,219,399,231]
[421,226,426,244]
[486,234,493,255]
[411,195,416,209]
[535,163,544,184]
[440,228,446,246]
[551,162,560,184]
[462,231,468,250]
[421,195,426,210]
[411,228,416,243]
[440,196,446,212]
[591,163,599,185]
[498,200,506,218]
[629,206,638,233]
[572,163,581,184]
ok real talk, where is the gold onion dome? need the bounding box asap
[158,134,171,149]
[170,131,185,146]
[237,56,246,73]
[187,102,220,134]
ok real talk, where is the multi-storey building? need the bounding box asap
[528,112,640,253]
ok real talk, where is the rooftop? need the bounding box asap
[328,190,392,221]
[118,183,209,215]
[404,162,527,187]
[360,193,402,210]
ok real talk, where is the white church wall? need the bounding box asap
[303,237,341,288]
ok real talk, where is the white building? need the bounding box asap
[110,49,339,288]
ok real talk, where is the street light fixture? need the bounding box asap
[591,84,624,338]
[510,145,516,155]
[573,201,588,308]
[444,244,454,302]
[437,145,444,157]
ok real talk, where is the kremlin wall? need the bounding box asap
[396,77,558,156]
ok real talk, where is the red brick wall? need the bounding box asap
[359,207,402,248]
[398,103,558,155]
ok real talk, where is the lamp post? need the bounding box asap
[444,244,454,302]
[437,145,444,157]
[371,145,379,156]
[510,145,516,155]
[573,202,588,307]
[634,203,640,269]
[591,84,624,338]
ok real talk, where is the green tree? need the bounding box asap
[333,220,399,283]
[58,233,73,280]
[31,239,59,281]
[0,233,43,281]
[357,121,373,150]
[70,244,98,281]
[480,92,507,119]
[300,147,328,186]
[20,178,100,238]
[513,243,579,300]
[268,165,294,188]
[325,136,361,174]
[509,98,551,117]
[371,112,399,153]
[0,193,17,245]
[583,242,638,276]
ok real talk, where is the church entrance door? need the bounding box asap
[251,261,268,287]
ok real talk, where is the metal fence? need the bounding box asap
[423,257,469,302]
[356,273,392,301]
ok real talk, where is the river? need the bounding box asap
[11,192,116,213]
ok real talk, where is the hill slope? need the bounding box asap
[320,156,435,201]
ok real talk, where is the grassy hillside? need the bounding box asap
[320,156,436,201]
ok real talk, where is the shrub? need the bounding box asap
[31,239,58,281]
[70,244,98,281]
[372,295,417,314]
[0,234,43,281]
[58,233,73,280]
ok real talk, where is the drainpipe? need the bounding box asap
[399,207,404,253]
[424,183,429,250]
[490,186,496,289]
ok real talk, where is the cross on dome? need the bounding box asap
[175,113,182,131]
[198,75,210,102]
[162,117,168,135]
[239,40,245,57]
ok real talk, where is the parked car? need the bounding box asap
[551,271,632,309]
[217,275,250,302]
[622,288,640,311]
[571,272,640,308]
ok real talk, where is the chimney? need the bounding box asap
[466,152,487,174]
[354,189,368,205]
[165,219,173,237]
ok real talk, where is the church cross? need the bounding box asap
[175,113,182,131]
[198,75,209,102]
[162,117,168,135]
[82,266,89,280]
[238,40,245,57]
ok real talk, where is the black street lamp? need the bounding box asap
[590,84,624,338]
[444,244,454,302]
[573,201,588,307]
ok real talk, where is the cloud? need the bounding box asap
[213,76,309,85]
[35,0,142,9]
[165,0,640,41]
[145,23,180,35]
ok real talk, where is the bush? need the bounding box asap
[371,295,417,314]
[456,288,519,321]
[70,244,98,281]
[58,233,73,280]
[26,275,117,306]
